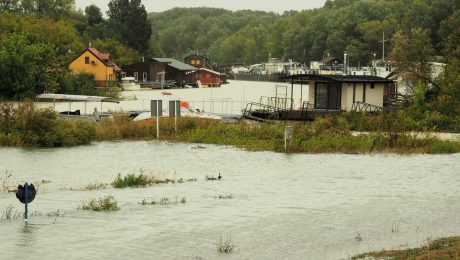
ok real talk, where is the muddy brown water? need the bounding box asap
[1,141,459,259]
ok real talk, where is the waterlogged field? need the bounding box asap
[0,141,460,259]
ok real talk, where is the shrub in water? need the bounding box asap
[81,195,119,211]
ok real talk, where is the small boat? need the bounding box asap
[121,77,141,91]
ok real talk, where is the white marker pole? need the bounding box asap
[156,101,160,139]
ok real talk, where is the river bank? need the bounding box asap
[353,236,460,259]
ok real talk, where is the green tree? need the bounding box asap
[436,60,460,116]
[107,0,152,54]
[390,28,436,94]
[20,0,74,20]
[0,33,60,99]
[85,4,103,26]
[0,0,19,12]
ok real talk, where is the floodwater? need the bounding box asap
[1,141,460,259]
[37,80,309,116]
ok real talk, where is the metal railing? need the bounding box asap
[351,101,384,113]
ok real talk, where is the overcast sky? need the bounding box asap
[74,0,327,14]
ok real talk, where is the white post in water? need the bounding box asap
[156,103,160,139]
[151,100,162,139]
[175,102,177,134]
[284,126,293,152]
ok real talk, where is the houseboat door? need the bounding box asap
[314,82,341,110]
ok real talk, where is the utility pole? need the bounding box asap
[379,32,389,61]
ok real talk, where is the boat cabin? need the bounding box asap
[243,74,395,121]
[283,74,394,111]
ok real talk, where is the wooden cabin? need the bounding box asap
[122,58,197,88]
[69,48,122,87]
[185,68,221,88]
[183,53,216,70]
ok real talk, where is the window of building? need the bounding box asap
[134,72,138,81]
[143,72,147,82]
[191,60,196,65]
[196,60,201,65]
[85,57,90,64]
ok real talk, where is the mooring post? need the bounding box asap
[24,182,29,223]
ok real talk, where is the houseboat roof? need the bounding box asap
[153,58,197,71]
[281,74,394,83]
[36,93,119,103]
[199,67,220,75]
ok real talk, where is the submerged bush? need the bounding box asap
[81,195,119,211]
[112,173,152,188]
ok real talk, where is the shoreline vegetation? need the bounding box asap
[353,237,460,259]
[1,102,459,154]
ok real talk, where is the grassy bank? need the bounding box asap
[93,114,460,154]
[353,237,460,259]
[1,102,459,154]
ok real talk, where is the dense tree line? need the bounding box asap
[149,0,460,66]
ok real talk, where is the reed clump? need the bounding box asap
[84,182,108,191]
[139,197,186,205]
[217,194,233,199]
[80,195,119,211]
[216,235,236,253]
[1,205,21,220]
[112,170,178,188]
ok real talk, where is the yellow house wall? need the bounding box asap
[69,50,114,82]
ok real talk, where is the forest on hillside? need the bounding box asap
[149,0,460,65]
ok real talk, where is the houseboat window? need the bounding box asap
[134,72,138,81]
[315,83,328,109]
[143,72,147,82]
[85,57,90,64]
[196,60,201,65]
[191,60,196,65]
[315,82,341,110]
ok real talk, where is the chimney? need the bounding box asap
[142,57,145,62]
[89,42,92,49]
[343,51,348,75]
